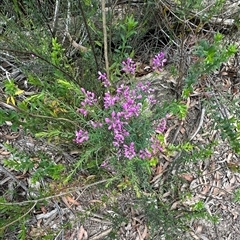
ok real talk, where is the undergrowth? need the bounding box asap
[0,0,239,239]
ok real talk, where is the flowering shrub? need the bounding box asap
[74,53,167,176]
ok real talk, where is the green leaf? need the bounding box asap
[95,40,102,47]
[214,32,223,42]
[149,157,158,167]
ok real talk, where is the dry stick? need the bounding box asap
[0,101,17,111]
[159,0,215,25]
[171,121,184,144]
[101,0,110,79]
[0,164,29,192]
[66,32,88,53]
[62,0,71,45]
[159,0,217,34]
[52,0,60,38]
[189,107,205,141]
[89,228,113,240]
[0,178,113,206]
[168,107,205,174]
[176,27,186,92]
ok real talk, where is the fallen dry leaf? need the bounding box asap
[180,126,186,134]
[61,196,72,209]
[90,228,112,240]
[40,206,47,214]
[155,164,163,175]
[66,196,80,206]
[89,199,102,204]
[37,219,42,228]
[189,231,200,240]
[179,173,194,182]
[164,123,178,143]
[78,225,88,240]
[171,200,181,210]
[0,150,11,155]
[29,227,45,237]
[141,225,148,239]
[200,185,210,196]
[195,225,203,234]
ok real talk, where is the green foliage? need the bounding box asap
[142,196,187,239]
[118,157,152,197]
[17,218,27,240]
[0,196,32,236]
[213,114,240,154]
[233,188,240,202]
[3,79,24,105]
[203,91,240,154]
[164,100,188,119]
[111,15,138,72]
[115,15,138,56]
[3,79,18,96]
[0,109,21,131]
[3,145,64,183]
[192,200,205,211]
[183,33,237,98]
[51,37,65,66]
[195,33,236,73]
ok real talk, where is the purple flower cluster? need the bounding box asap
[122,58,136,75]
[152,52,167,72]
[156,118,167,133]
[122,97,141,120]
[75,53,167,163]
[80,88,97,106]
[75,129,89,144]
[123,142,136,160]
[103,93,119,109]
[105,111,129,147]
[150,136,163,155]
[139,149,152,159]
[137,81,156,105]
[137,81,152,93]
[98,71,111,88]
[102,81,163,160]
[78,88,98,117]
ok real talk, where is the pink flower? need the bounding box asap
[122,58,136,74]
[98,71,111,88]
[123,142,136,159]
[152,52,167,72]
[78,108,88,117]
[90,120,103,128]
[80,88,97,106]
[139,149,152,159]
[103,92,119,109]
[75,129,89,144]
[156,118,167,133]
[150,136,163,154]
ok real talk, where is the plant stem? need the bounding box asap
[78,0,99,71]
[101,0,110,79]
